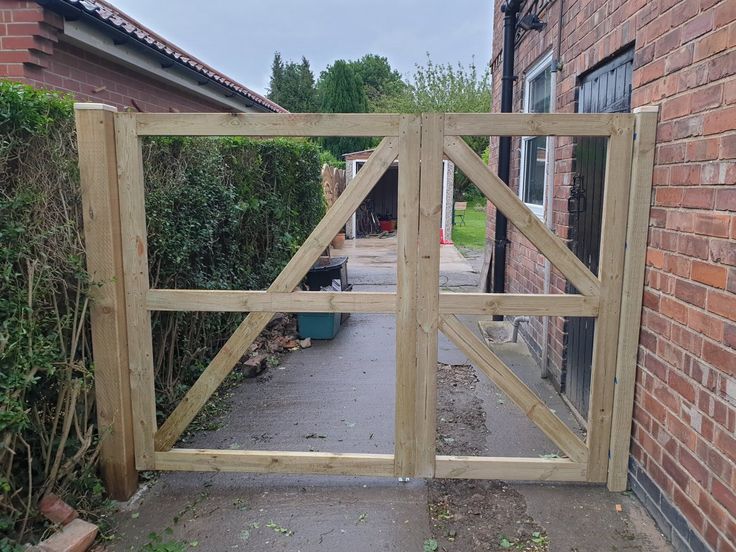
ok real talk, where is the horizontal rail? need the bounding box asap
[435,456,588,481]
[154,449,395,476]
[147,290,600,316]
[444,293,599,316]
[444,113,633,137]
[133,113,401,136]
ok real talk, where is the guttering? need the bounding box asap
[488,0,523,312]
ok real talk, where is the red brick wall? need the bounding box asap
[488,0,735,550]
[1,1,231,112]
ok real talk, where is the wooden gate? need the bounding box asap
[75,105,657,500]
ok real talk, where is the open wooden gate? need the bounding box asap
[75,106,657,500]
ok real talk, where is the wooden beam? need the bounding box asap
[134,113,400,136]
[608,107,659,491]
[444,113,631,137]
[154,449,395,476]
[395,115,422,476]
[413,114,444,477]
[444,137,600,297]
[440,293,599,316]
[115,113,158,470]
[435,456,588,481]
[439,315,588,463]
[147,290,397,313]
[74,104,138,499]
[586,120,636,482]
[154,137,399,451]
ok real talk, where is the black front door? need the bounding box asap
[565,48,634,418]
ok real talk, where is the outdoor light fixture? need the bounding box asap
[518,13,547,31]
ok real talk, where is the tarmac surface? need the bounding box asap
[111,237,671,551]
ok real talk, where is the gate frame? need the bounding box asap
[75,104,657,500]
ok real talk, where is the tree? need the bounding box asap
[317,60,370,156]
[348,54,406,111]
[267,52,317,112]
[382,54,492,199]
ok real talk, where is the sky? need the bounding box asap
[110,0,494,96]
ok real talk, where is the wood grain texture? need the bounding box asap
[146,290,397,313]
[439,315,588,463]
[154,137,399,451]
[586,122,636,482]
[435,456,587,481]
[440,293,599,316]
[75,105,138,498]
[413,114,444,477]
[444,137,600,297]
[135,113,400,136]
[155,449,395,476]
[607,107,658,491]
[444,113,632,136]
[394,115,422,476]
[114,113,158,469]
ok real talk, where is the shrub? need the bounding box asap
[0,82,325,544]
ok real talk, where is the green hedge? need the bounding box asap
[0,82,325,545]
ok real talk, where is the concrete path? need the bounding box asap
[111,238,671,551]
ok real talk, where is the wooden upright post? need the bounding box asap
[74,104,138,499]
[608,106,659,491]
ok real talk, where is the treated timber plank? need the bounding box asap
[75,104,138,498]
[155,449,395,476]
[608,107,659,491]
[439,315,588,463]
[441,293,599,316]
[115,113,158,469]
[147,290,397,313]
[154,137,399,451]
[135,113,400,136]
[395,114,422,476]
[586,121,636,483]
[444,113,631,137]
[435,456,588,481]
[414,114,444,477]
[444,137,600,297]
[146,290,600,317]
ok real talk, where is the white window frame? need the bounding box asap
[519,52,554,219]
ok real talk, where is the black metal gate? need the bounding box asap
[565,48,634,418]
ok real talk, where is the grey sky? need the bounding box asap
[111,0,494,95]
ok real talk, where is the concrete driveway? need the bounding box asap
[110,238,670,551]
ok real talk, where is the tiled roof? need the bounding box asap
[46,0,286,113]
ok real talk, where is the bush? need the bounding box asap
[0,82,325,544]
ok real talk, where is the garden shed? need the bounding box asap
[343,149,455,240]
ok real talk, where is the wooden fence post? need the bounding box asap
[608,106,659,491]
[74,104,138,499]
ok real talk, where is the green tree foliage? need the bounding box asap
[381,54,492,199]
[267,52,317,112]
[348,54,406,110]
[317,60,370,156]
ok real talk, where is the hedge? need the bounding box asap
[0,82,325,546]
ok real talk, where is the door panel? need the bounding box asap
[565,48,634,418]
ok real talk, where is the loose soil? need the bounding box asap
[429,363,548,552]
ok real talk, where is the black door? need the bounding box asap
[565,48,634,418]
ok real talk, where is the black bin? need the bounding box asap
[305,256,348,291]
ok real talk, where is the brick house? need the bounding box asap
[0,0,284,113]
[486,0,734,550]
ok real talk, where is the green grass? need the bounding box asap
[451,200,487,249]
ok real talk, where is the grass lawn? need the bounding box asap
[451,200,487,249]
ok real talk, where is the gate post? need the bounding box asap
[75,104,138,499]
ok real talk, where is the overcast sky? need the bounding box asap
[111,0,494,96]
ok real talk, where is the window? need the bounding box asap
[519,53,554,218]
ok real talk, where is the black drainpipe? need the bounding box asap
[488,0,522,318]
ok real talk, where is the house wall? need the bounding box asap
[0,1,246,112]
[488,1,735,551]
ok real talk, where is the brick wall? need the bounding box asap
[488,0,735,551]
[1,1,236,112]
